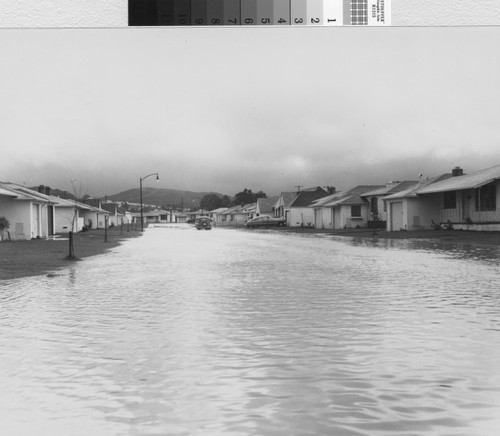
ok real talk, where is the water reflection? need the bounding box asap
[1,226,500,435]
[345,234,500,265]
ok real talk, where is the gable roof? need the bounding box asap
[0,186,19,198]
[290,189,329,208]
[0,182,54,203]
[311,185,383,208]
[278,192,299,209]
[222,203,255,215]
[257,196,279,214]
[418,164,500,194]
[209,207,229,214]
[101,203,123,215]
[384,174,452,200]
[334,194,369,206]
[361,181,419,197]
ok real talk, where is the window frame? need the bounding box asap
[351,205,362,218]
[475,182,496,212]
[443,191,457,210]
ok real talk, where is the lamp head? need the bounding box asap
[156,174,160,182]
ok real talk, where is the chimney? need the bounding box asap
[327,186,336,195]
[38,185,45,194]
[44,186,51,196]
[452,166,464,177]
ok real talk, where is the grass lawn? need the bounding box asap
[2,225,499,281]
[0,226,142,281]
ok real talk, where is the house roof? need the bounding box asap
[62,198,93,211]
[418,164,500,194]
[257,196,279,214]
[333,194,369,206]
[361,181,418,197]
[51,196,81,208]
[311,191,344,207]
[279,192,299,209]
[0,182,54,203]
[209,207,229,214]
[384,174,452,200]
[222,203,255,214]
[101,203,123,215]
[0,186,18,197]
[290,188,329,208]
[131,208,168,217]
[311,185,383,208]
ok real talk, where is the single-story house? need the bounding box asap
[52,197,92,233]
[118,207,134,224]
[360,181,418,223]
[416,164,500,231]
[101,203,125,227]
[132,208,170,225]
[274,192,298,223]
[222,204,256,225]
[208,207,229,226]
[79,198,111,229]
[176,213,189,224]
[311,185,383,230]
[255,196,279,216]
[288,187,329,227]
[0,182,54,240]
[383,173,452,231]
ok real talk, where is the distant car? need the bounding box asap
[245,215,286,228]
[195,217,213,230]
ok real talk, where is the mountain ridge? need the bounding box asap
[108,187,228,208]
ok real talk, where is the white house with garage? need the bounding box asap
[0,182,53,240]
[311,185,383,230]
[416,165,500,231]
[383,173,452,231]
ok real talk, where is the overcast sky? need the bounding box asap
[1,26,499,197]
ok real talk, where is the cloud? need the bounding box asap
[1,27,500,198]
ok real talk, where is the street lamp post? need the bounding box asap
[140,172,160,232]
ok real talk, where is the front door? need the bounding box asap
[47,206,54,235]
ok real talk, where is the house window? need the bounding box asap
[443,191,456,209]
[351,205,361,217]
[370,197,378,214]
[475,182,496,211]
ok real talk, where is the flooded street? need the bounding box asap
[1,225,500,435]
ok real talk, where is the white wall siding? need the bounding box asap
[341,205,369,229]
[0,198,32,240]
[289,208,315,227]
[55,207,77,233]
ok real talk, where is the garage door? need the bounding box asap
[390,202,404,231]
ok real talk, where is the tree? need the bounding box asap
[0,216,10,241]
[232,188,267,206]
[200,194,224,211]
[220,195,232,207]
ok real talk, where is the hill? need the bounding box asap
[108,187,227,209]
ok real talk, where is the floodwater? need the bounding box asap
[1,225,500,436]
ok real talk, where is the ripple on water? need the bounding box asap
[1,226,500,435]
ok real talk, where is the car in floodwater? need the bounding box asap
[195,217,213,230]
[245,215,286,229]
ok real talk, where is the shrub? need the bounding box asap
[0,216,10,241]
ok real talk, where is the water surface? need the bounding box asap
[1,226,500,435]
